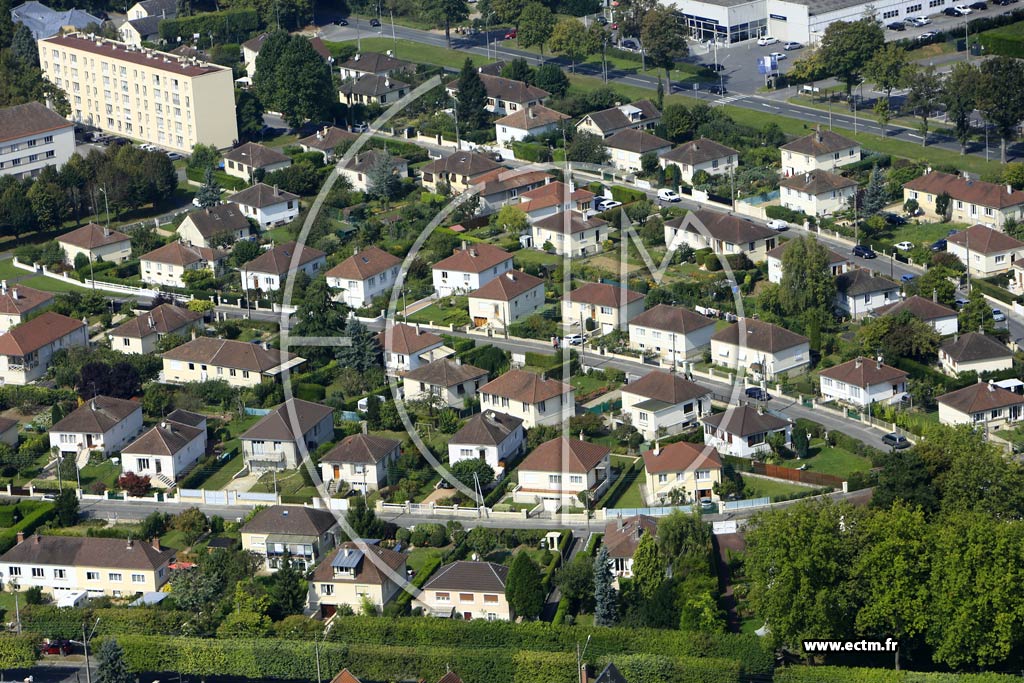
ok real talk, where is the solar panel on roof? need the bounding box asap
[332,548,364,569]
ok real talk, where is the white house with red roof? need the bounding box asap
[56,223,131,265]
[947,224,1024,277]
[561,282,644,334]
[378,323,448,374]
[326,246,402,308]
[0,312,88,385]
[514,437,610,508]
[531,213,610,258]
[628,304,717,365]
[467,270,545,329]
[518,181,595,222]
[621,370,713,441]
[432,242,514,297]
[239,242,326,292]
[0,282,53,333]
[642,441,722,505]
[478,369,574,428]
[818,357,908,409]
[494,105,569,146]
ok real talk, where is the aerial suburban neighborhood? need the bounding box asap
[2,0,1024,680]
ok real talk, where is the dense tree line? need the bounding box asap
[0,0,70,116]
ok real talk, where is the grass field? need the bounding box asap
[740,474,813,500]
[878,221,965,252]
[21,276,86,293]
[407,545,447,574]
[250,468,319,501]
[200,451,245,490]
[406,297,470,326]
[325,37,496,70]
[0,258,28,280]
[569,372,621,397]
[778,441,871,478]
[513,249,562,270]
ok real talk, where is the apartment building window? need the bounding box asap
[8,566,20,576]
[321,583,334,595]
[696,470,711,480]
[436,592,450,602]
[54,569,66,579]
[132,574,145,583]
[31,567,44,577]
[86,571,99,581]
[108,572,123,581]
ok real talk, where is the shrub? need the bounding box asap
[0,634,37,668]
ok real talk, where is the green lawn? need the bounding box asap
[569,373,620,397]
[513,249,562,270]
[406,297,470,326]
[21,276,86,293]
[874,222,966,252]
[325,37,496,71]
[0,258,28,279]
[741,474,813,500]
[249,468,319,501]
[611,471,646,508]
[78,460,121,489]
[778,440,870,478]
[159,529,189,549]
[407,545,447,575]
[200,451,245,490]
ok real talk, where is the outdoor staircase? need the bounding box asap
[75,447,92,471]
[152,473,175,489]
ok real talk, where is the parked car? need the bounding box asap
[992,308,1007,322]
[39,639,72,656]
[901,273,917,283]
[192,196,203,208]
[783,41,802,49]
[745,387,771,401]
[954,4,973,12]
[351,122,369,133]
[707,83,727,94]
[757,35,778,45]
[166,151,183,161]
[334,18,348,25]
[931,238,947,251]
[884,212,907,226]
[504,29,516,39]
[882,433,911,450]
[853,244,877,259]
[706,62,727,71]
[770,51,787,60]
[369,17,381,26]
[917,31,938,40]
[911,15,931,24]
[562,333,585,347]
[596,15,608,24]
[621,38,640,51]
[954,297,970,309]
[766,218,788,231]
[894,241,914,251]
[944,6,965,14]
[597,199,622,211]
[995,0,1016,6]
[699,499,718,513]
[888,21,906,30]
[970,2,989,8]
[657,188,681,202]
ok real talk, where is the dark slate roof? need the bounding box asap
[603,128,671,155]
[874,295,957,322]
[241,241,325,275]
[403,358,486,387]
[937,381,1024,414]
[421,152,502,178]
[779,169,857,194]
[818,357,907,388]
[623,370,710,404]
[51,396,140,434]
[420,560,508,592]
[240,399,333,442]
[0,101,74,144]
[321,434,400,465]
[941,332,1012,363]
[241,505,338,536]
[339,51,412,74]
[340,74,408,97]
[660,137,738,166]
[629,304,715,334]
[450,411,523,446]
[228,183,299,209]
[781,127,857,156]
[666,209,776,244]
[180,203,251,239]
[835,269,900,297]
[702,405,790,437]
[711,318,809,353]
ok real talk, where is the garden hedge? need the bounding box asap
[0,503,55,553]
[610,186,646,204]
[158,9,260,44]
[19,606,191,639]
[0,634,37,668]
[100,635,744,683]
[775,667,1023,683]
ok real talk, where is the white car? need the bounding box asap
[894,241,914,250]
[351,122,369,133]
[192,196,203,207]
[597,199,622,211]
[954,5,973,12]
[757,36,778,46]
[770,51,787,60]
[783,41,802,50]
[912,15,931,24]
[561,333,584,347]
[657,188,681,202]
[766,218,788,231]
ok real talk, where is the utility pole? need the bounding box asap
[83,618,100,683]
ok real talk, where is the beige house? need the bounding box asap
[514,437,611,508]
[121,410,207,488]
[0,283,53,333]
[240,398,335,472]
[127,0,176,20]
[140,241,225,289]
[319,433,401,494]
[818,357,908,408]
[326,246,402,309]
[40,33,238,153]
[240,241,326,293]
[117,17,161,48]
[0,312,88,385]
[240,505,339,572]
[603,129,672,173]
[309,541,408,616]
[563,282,644,335]
[903,171,1024,228]
[478,369,574,429]
[472,168,553,215]
[338,51,412,80]
[621,370,712,441]
[420,152,502,194]
[628,304,716,364]
[0,534,174,598]
[161,337,306,387]
[177,204,255,249]
[468,270,545,329]
[109,304,203,355]
[665,210,777,262]
[710,318,811,379]
[446,74,549,116]
[338,150,408,193]
[402,358,488,409]
[780,128,860,176]
[339,74,409,106]
[938,380,1024,430]
[222,142,291,183]
[49,395,144,458]
[779,170,857,217]
[530,212,610,258]
[576,100,661,138]
[940,332,1013,376]
[297,126,358,163]
[57,223,131,265]
[659,138,739,184]
[766,240,851,284]
[642,441,722,505]
[378,323,448,375]
[414,560,511,620]
[947,224,1024,276]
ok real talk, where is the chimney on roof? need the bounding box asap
[282,509,289,516]
[191,327,197,340]
[461,240,467,252]
[90,399,97,411]
[10,288,16,301]
[354,53,360,60]
[854,357,862,369]
[616,514,623,531]
[804,172,810,184]
[1009,184,1014,194]
[470,247,477,257]
[273,184,280,197]
[578,430,584,441]
[416,323,422,335]
[579,663,591,683]
[16,531,24,544]
[149,316,155,328]
[506,271,515,281]
[1,280,6,294]
[876,358,882,370]
[989,379,996,392]
[932,289,937,303]
[653,439,660,457]
[528,107,536,120]
[104,226,111,237]
[34,533,41,544]
[757,405,764,416]
[815,125,822,143]
[126,538,134,550]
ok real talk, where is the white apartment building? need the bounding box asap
[39,33,238,153]
[0,102,75,179]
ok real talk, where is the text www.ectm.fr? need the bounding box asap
[802,639,899,653]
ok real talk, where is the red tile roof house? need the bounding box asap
[946,223,1024,277]
[107,303,203,355]
[603,515,658,577]
[414,560,513,620]
[48,395,144,459]
[432,242,514,297]
[903,171,1024,229]
[239,241,326,292]
[561,282,645,335]
[478,369,575,429]
[0,312,88,384]
[56,223,132,265]
[938,380,1024,430]
[620,370,713,441]
[818,357,908,409]
[240,398,335,472]
[642,441,723,505]
[377,323,448,374]
[326,246,402,308]
[467,270,546,329]
[120,410,207,488]
[161,337,306,387]
[309,541,408,617]
[470,168,552,215]
[628,304,717,366]
[0,282,53,333]
[513,437,611,509]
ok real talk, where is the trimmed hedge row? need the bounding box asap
[101,635,743,683]
[0,634,37,668]
[322,617,773,674]
[0,503,55,554]
[158,9,260,43]
[775,667,1023,683]
[19,606,192,639]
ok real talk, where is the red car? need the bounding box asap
[504,29,516,39]
[39,639,72,656]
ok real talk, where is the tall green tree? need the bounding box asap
[517,3,556,58]
[455,58,489,132]
[424,0,470,48]
[861,165,887,217]
[615,0,657,38]
[863,43,910,99]
[958,288,993,333]
[366,152,402,202]
[941,62,978,155]
[977,56,1024,163]
[778,236,837,317]
[10,23,38,67]
[266,557,306,620]
[871,449,939,514]
[548,18,599,73]
[94,639,131,683]
[903,65,943,146]
[506,551,545,619]
[489,0,524,25]
[565,130,609,165]
[593,545,617,626]
[293,277,346,364]
[533,63,569,97]
[346,495,385,538]
[873,97,893,136]
[818,17,885,94]
[554,552,595,607]
[54,488,79,527]
[502,58,534,83]
[253,32,333,128]
[641,7,687,86]
[235,88,266,143]
[857,310,940,362]
[195,166,222,208]
[336,319,381,371]
[630,532,664,599]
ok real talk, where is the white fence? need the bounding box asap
[12,258,192,303]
